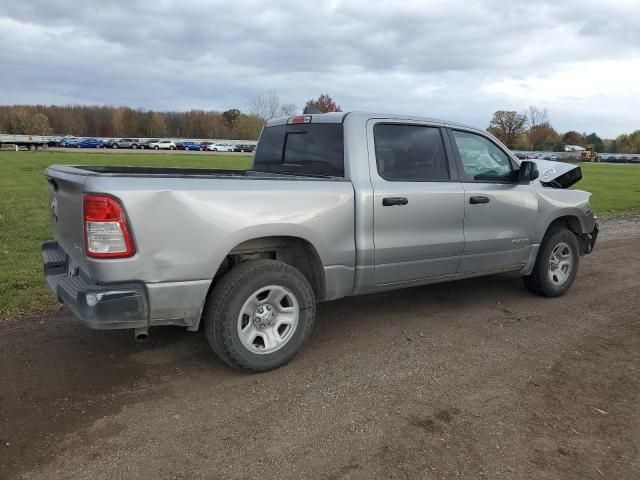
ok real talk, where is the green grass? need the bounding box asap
[577,163,640,214]
[0,150,251,319]
[0,152,639,318]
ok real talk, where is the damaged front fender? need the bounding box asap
[531,159,583,189]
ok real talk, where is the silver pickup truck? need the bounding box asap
[42,111,598,371]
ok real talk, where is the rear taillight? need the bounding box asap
[83,194,135,258]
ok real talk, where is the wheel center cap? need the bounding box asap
[254,304,275,327]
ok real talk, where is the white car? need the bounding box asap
[208,143,233,152]
[148,140,176,150]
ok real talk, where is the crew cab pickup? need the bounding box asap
[42,112,598,371]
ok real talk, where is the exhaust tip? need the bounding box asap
[134,328,149,343]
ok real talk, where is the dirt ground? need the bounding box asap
[1,220,639,480]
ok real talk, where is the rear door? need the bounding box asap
[446,129,538,272]
[368,120,465,286]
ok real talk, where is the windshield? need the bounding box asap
[253,123,344,177]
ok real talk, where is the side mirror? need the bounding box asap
[518,161,539,184]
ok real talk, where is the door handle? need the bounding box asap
[382,197,408,206]
[469,196,490,204]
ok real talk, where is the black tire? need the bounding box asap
[154,145,159,150]
[170,146,175,150]
[132,144,138,149]
[523,227,580,297]
[112,144,118,149]
[203,259,316,372]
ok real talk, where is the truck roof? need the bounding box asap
[265,111,484,133]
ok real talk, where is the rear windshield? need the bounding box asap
[253,123,344,177]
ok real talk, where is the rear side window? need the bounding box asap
[253,123,344,177]
[374,124,450,181]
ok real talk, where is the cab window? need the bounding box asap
[450,130,513,182]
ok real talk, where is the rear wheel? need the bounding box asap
[203,259,316,372]
[523,227,580,297]
[132,144,138,149]
[170,145,175,150]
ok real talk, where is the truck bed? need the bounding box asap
[53,165,342,181]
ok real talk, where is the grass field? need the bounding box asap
[1,151,639,318]
[0,150,251,318]
[575,163,640,214]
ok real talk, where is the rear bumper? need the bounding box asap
[42,241,148,330]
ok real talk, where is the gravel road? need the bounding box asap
[1,218,639,480]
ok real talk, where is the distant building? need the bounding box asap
[564,145,586,152]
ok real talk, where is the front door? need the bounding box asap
[447,129,539,273]
[369,121,465,286]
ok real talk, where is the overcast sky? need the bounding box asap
[1,0,639,137]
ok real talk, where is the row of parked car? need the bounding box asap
[513,151,640,163]
[56,137,256,152]
[597,154,640,163]
[513,152,562,161]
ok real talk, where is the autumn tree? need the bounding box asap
[487,110,527,148]
[305,94,342,113]
[529,124,561,151]
[112,108,125,136]
[9,107,30,133]
[28,113,52,135]
[149,112,167,137]
[234,114,264,139]
[222,109,241,129]
[614,131,640,153]
[562,131,584,146]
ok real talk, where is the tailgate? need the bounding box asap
[45,166,90,273]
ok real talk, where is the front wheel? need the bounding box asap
[203,259,316,371]
[523,227,580,297]
[154,145,159,150]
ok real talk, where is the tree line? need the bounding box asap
[487,106,639,153]
[4,96,635,152]
[0,93,342,140]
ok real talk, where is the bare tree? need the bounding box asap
[524,105,548,130]
[279,103,297,116]
[524,106,549,150]
[249,90,280,122]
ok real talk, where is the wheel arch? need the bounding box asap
[540,213,595,257]
[194,235,326,331]
[544,215,583,238]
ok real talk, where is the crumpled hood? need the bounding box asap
[529,159,583,188]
